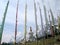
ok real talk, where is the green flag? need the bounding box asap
[0,0,9,42]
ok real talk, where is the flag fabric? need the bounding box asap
[0,0,9,43]
[15,0,19,44]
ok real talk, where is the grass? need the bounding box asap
[25,35,60,45]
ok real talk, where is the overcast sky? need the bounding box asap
[0,0,60,43]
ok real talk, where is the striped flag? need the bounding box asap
[24,3,27,45]
[15,0,19,44]
[0,0,9,44]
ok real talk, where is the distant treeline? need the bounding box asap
[2,42,13,45]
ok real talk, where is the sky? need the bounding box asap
[0,0,60,43]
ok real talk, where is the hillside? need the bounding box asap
[22,35,60,45]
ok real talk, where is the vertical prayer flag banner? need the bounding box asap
[0,0,9,41]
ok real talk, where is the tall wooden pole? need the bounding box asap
[34,0,38,45]
[0,0,9,45]
[58,16,60,34]
[24,3,27,45]
[38,4,45,45]
[15,0,19,45]
[50,9,55,36]
[49,9,55,45]
[38,3,44,37]
[43,5,49,45]
[43,5,48,36]
[48,12,52,36]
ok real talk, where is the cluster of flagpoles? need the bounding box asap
[35,0,57,45]
[0,0,60,45]
[0,0,9,45]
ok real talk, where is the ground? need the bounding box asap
[23,35,60,45]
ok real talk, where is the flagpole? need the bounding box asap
[44,5,48,37]
[58,16,60,31]
[48,12,51,30]
[0,0,9,45]
[43,5,49,45]
[38,3,45,45]
[48,11,52,36]
[24,3,27,45]
[49,9,55,45]
[50,9,55,36]
[34,0,38,45]
[15,0,19,45]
